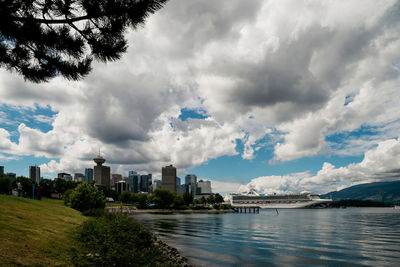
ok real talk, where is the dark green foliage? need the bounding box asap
[39,178,54,197]
[0,174,11,194]
[54,178,78,194]
[149,189,175,208]
[214,193,224,203]
[119,191,133,203]
[67,183,106,212]
[12,176,35,197]
[330,199,391,208]
[97,184,118,199]
[0,0,168,82]
[73,213,180,266]
[82,208,106,217]
[63,188,74,206]
[183,192,193,205]
[207,195,215,204]
[136,193,149,208]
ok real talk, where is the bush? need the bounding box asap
[82,209,106,217]
[149,189,175,209]
[73,213,180,266]
[0,175,11,194]
[67,183,106,212]
[119,191,132,203]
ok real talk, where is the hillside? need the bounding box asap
[0,195,86,266]
[321,180,400,203]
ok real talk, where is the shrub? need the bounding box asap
[67,183,106,212]
[73,213,180,266]
[119,191,132,203]
[0,175,10,194]
[82,209,106,217]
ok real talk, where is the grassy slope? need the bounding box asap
[0,195,86,266]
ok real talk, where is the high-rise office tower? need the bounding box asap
[29,166,41,184]
[162,165,176,192]
[139,174,152,192]
[197,180,212,194]
[185,174,197,195]
[93,154,110,188]
[85,168,94,184]
[0,166,4,175]
[127,171,140,193]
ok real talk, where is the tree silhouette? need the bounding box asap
[0,0,167,82]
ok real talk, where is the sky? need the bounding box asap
[1,0,400,195]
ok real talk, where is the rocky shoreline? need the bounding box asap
[154,237,192,267]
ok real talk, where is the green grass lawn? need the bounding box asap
[0,194,87,266]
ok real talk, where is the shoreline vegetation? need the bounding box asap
[0,194,191,266]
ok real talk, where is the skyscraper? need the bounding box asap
[0,166,4,175]
[127,171,140,193]
[74,173,85,182]
[162,165,176,192]
[85,168,93,184]
[93,154,110,188]
[139,174,152,192]
[111,174,123,187]
[29,166,40,184]
[185,174,197,195]
[197,180,212,194]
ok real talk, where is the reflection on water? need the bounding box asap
[135,208,400,266]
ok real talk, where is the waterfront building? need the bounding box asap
[152,179,162,191]
[93,154,111,188]
[197,180,212,194]
[116,180,130,194]
[0,166,4,175]
[29,166,40,184]
[185,174,197,195]
[85,168,94,184]
[111,174,123,187]
[6,172,16,179]
[162,165,176,192]
[74,173,85,182]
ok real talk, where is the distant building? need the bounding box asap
[185,174,197,195]
[6,173,16,179]
[74,173,85,182]
[140,174,152,193]
[111,174,123,187]
[152,179,162,191]
[29,166,40,184]
[197,180,212,194]
[93,154,110,188]
[0,166,4,175]
[127,171,140,193]
[58,172,72,181]
[162,165,176,192]
[85,168,93,184]
[116,180,130,194]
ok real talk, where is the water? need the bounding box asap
[135,208,400,266]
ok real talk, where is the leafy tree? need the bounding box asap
[136,193,148,208]
[207,195,215,204]
[39,178,54,197]
[12,176,36,197]
[0,174,11,194]
[214,193,224,204]
[119,191,132,203]
[0,0,167,82]
[172,194,184,209]
[183,192,193,206]
[67,182,106,212]
[149,189,175,208]
[54,177,77,193]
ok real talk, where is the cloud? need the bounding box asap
[0,0,399,189]
[240,137,400,194]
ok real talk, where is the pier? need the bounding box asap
[232,206,260,213]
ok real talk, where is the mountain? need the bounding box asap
[320,180,400,203]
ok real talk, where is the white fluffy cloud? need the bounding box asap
[0,0,400,189]
[240,138,400,194]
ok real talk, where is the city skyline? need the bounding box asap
[1,1,400,195]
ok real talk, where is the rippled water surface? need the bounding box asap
[135,208,400,266]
